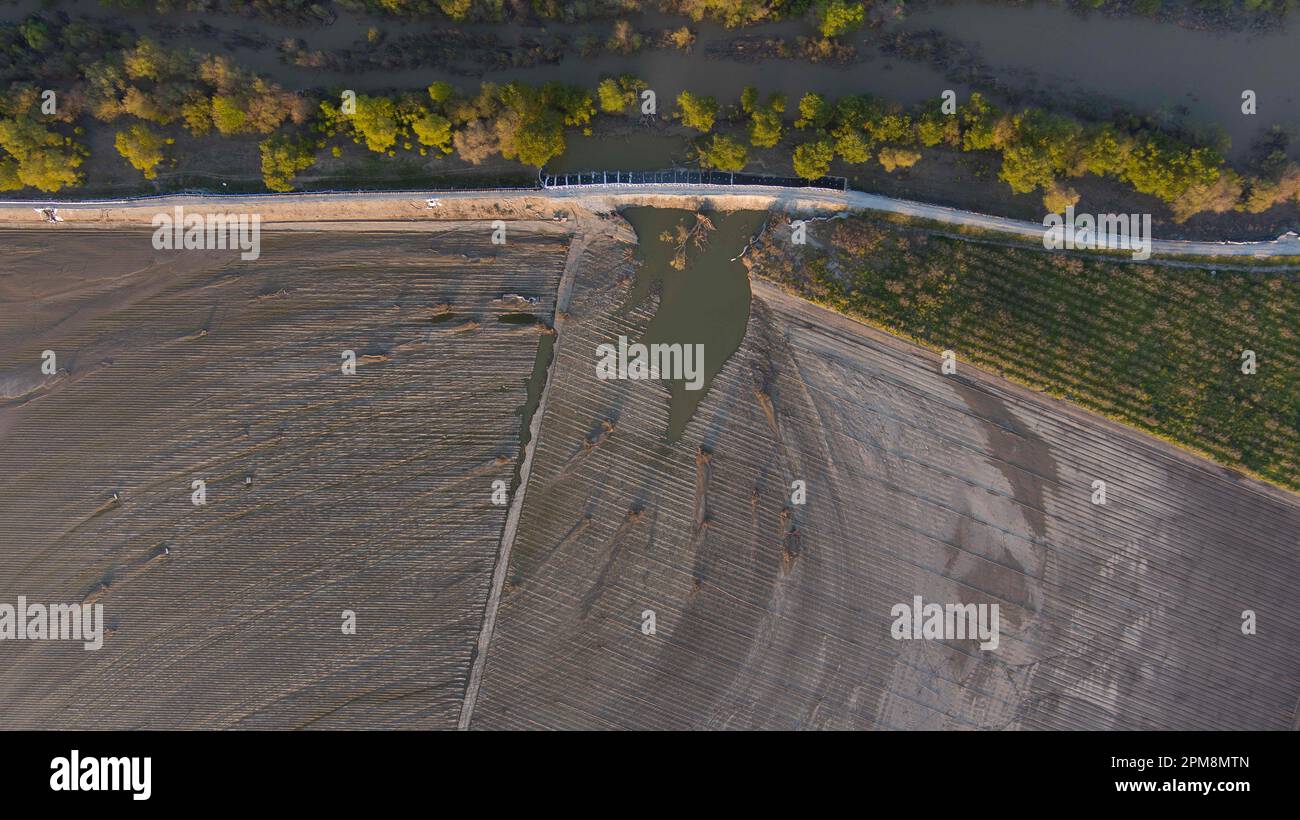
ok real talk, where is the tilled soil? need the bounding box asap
[468,237,1300,729]
[2,206,1295,730]
[0,227,566,728]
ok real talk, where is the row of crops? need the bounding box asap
[758,218,1299,491]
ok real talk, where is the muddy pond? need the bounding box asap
[619,206,766,441]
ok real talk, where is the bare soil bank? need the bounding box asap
[469,226,1299,729]
[0,227,566,728]
[0,193,574,227]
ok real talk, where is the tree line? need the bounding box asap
[0,19,1296,220]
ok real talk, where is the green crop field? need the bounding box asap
[754,217,1300,492]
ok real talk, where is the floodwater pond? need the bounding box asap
[4,2,1296,162]
[620,207,767,441]
[512,331,555,493]
[901,3,1300,160]
[550,131,690,173]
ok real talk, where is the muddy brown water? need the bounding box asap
[6,2,1294,161]
[550,131,690,173]
[512,331,555,494]
[620,207,766,441]
[901,3,1300,161]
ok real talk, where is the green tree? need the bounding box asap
[831,94,877,132]
[505,111,565,167]
[259,133,316,192]
[350,95,402,153]
[544,82,595,128]
[827,95,877,162]
[675,91,718,133]
[427,81,455,106]
[19,17,53,52]
[437,0,475,21]
[114,123,169,180]
[748,95,786,148]
[834,130,872,164]
[795,92,832,130]
[699,133,749,170]
[122,38,177,82]
[211,94,248,135]
[960,92,1007,151]
[1079,124,1131,177]
[997,110,1084,195]
[916,99,960,148]
[0,158,20,190]
[793,139,835,179]
[494,82,590,166]
[0,116,84,192]
[816,0,865,38]
[662,0,786,27]
[597,78,631,114]
[1122,134,1222,203]
[411,110,453,153]
[596,76,644,116]
[494,84,559,166]
[181,94,212,137]
[864,111,914,145]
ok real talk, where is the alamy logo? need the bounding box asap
[596,335,705,391]
[50,750,151,801]
[890,595,1000,650]
[151,207,261,260]
[1043,206,1152,261]
[0,598,103,650]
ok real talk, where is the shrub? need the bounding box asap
[877,145,920,172]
